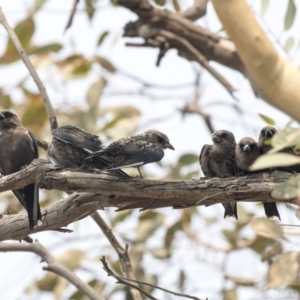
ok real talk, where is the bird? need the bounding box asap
[47,125,129,177]
[0,110,41,231]
[235,137,281,220]
[87,129,175,178]
[258,126,300,172]
[199,130,238,219]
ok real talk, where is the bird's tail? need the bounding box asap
[15,184,41,231]
[263,202,281,220]
[223,202,238,220]
[86,148,107,160]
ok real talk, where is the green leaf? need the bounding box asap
[177,154,198,165]
[284,0,296,30]
[86,78,106,110]
[111,210,132,227]
[224,289,237,300]
[251,217,283,239]
[136,211,164,241]
[97,31,109,46]
[272,174,300,200]
[172,0,180,12]
[178,270,185,290]
[264,251,300,289]
[93,55,116,73]
[270,127,300,153]
[29,43,62,55]
[164,221,182,249]
[10,17,35,50]
[33,0,47,12]
[261,0,270,16]
[85,0,96,19]
[258,113,275,126]
[154,0,166,5]
[250,153,300,171]
[284,37,295,52]
[226,275,255,287]
[0,17,35,64]
[222,229,238,248]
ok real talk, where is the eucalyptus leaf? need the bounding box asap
[258,113,275,126]
[250,153,300,171]
[284,0,296,30]
[272,174,300,200]
[250,217,283,239]
[264,251,300,289]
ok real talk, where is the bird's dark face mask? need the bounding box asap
[0,111,21,130]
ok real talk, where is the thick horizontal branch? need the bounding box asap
[118,0,243,72]
[0,159,296,241]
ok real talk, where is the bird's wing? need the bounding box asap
[52,126,101,153]
[28,131,39,158]
[27,131,41,228]
[107,144,164,170]
[199,144,212,177]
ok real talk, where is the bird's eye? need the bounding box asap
[157,136,165,143]
[221,133,226,138]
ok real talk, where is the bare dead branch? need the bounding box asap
[147,27,236,95]
[100,257,203,300]
[35,137,49,151]
[0,241,104,300]
[181,0,208,21]
[64,0,80,32]
[0,7,58,130]
[91,212,142,300]
[180,101,214,134]
[0,159,297,241]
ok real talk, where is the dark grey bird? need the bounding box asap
[258,126,300,172]
[0,110,41,231]
[236,137,281,220]
[200,130,238,219]
[47,125,128,177]
[87,130,175,177]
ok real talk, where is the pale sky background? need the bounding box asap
[0,0,300,299]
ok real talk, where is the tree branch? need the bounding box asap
[0,241,104,300]
[0,7,58,130]
[100,257,203,300]
[0,159,296,241]
[211,0,300,122]
[180,0,208,21]
[91,212,142,300]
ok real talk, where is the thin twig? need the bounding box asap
[90,211,142,300]
[155,29,235,95]
[101,257,203,300]
[0,7,58,130]
[64,0,80,32]
[35,137,49,151]
[180,0,208,21]
[0,241,104,300]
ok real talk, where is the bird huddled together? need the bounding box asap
[0,109,296,232]
[0,110,175,231]
[200,126,300,221]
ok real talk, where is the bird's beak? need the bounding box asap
[165,143,175,150]
[0,113,5,120]
[212,134,220,143]
[243,144,251,152]
[265,129,274,138]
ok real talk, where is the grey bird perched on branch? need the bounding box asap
[258,126,300,173]
[200,129,238,219]
[87,130,175,178]
[235,137,281,220]
[47,125,129,177]
[0,110,41,231]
